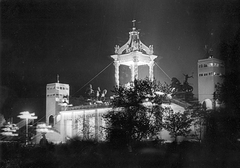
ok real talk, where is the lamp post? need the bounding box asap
[18,111,37,145]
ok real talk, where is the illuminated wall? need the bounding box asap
[59,107,111,142]
[50,102,196,143]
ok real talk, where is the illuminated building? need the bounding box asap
[41,24,198,144]
[198,56,225,105]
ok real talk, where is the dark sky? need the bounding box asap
[1,0,240,120]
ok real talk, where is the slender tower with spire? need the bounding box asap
[111,21,160,86]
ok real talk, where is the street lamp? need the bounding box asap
[18,111,37,145]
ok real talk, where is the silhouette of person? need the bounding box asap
[40,134,48,147]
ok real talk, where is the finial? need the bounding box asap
[57,74,59,83]
[132,19,136,30]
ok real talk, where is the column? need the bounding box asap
[60,113,65,142]
[83,110,87,140]
[130,63,138,82]
[134,63,138,80]
[72,112,75,137]
[149,61,154,81]
[95,109,99,141]
[114,61,120,86]
[130,64,134,82]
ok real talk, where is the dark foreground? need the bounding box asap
[1,140,240,168]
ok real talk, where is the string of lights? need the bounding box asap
[73,61,114,96]
[155,62,172,81]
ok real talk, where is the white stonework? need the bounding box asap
[111,25,160,86]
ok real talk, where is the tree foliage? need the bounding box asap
[213,28,240,140]
[162,107,193,142]
[0,113,6,127]
[189,102,214,141]
[103,79,167,145]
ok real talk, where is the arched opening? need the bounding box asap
[202,99,213,110]
[49,115,54,127]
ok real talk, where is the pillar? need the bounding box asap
[134,63,138,80]
[149,61,154,81]
[114,61,120,86]
[60,113,65,142]
[130,63,138,82]
[95,109,99,141]
[83,110,88,140]
[72,112,75,137]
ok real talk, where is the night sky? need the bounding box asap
[1,0,240,120]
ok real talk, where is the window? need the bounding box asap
[208,63,213,67]
[213,72,222,76]
[49,115,54,127]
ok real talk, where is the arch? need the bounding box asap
[49,115,54,127]
[202,99,213,110]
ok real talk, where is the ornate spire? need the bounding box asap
[132,19,136,30]
[114,20,154,55]
[57,74,59,83]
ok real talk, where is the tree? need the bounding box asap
[162,107,193,142]
[213,28,240,141]
[190,102,213,142]
[103,79,167,146]
[0,113,6,127]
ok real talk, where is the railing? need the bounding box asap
[67,103,111,111]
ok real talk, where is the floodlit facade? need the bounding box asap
[43,91,189,144]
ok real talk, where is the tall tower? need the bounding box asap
[46,78,69,126]
[198,56,225,103]
[111,21,160,86]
